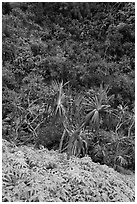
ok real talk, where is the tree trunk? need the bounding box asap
[59,129,66,153]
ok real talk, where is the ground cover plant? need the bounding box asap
[2,2,135,202]
[2,139,135,202]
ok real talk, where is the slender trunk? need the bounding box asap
[59,129,66,153]
[67,135,74,159]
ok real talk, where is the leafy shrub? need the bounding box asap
[2,140,135,202]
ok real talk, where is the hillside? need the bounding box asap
[2,139,135,202]
[2,3,135,202]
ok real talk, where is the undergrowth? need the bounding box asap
[2,139,135,202]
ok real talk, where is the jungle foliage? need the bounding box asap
[2,2,135,172]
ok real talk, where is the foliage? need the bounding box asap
[2,2,135,173]
[2,140,135,202]
[87,129,135,170]
[82,85,112,131]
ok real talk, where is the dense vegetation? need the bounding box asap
[2,3,135,199]
[2,139,135,202]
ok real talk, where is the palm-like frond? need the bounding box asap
[51,80,69,120]
[114,155,128,167]
[82,85,112,130]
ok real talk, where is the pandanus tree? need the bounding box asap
[65,85,114,159]
[52,80,87,159]
[51,80,68,152]
[65,92,89,159]
[74,85,114,163]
